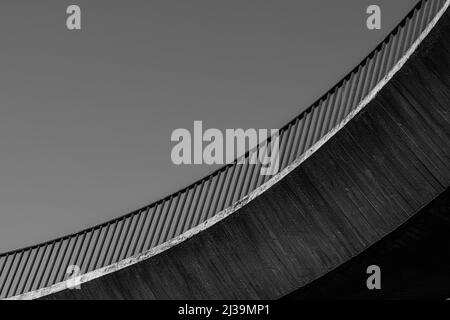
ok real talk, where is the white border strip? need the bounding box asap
[7,0,449,300]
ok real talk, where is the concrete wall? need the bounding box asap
[44,10,450,300]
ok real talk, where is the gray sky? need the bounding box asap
[0,0,418,252]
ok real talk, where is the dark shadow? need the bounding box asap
[283,188,450,300]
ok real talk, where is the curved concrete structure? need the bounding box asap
[1,0,448,300]
[45,2,450,299]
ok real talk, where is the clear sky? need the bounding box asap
[0,0,418,252]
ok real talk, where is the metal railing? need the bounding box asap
[0,0,445,299]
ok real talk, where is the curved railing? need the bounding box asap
[0,0,446,299]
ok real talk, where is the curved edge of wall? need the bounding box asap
[7,0,450,300]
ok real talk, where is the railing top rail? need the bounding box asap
[0,0,429,259]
